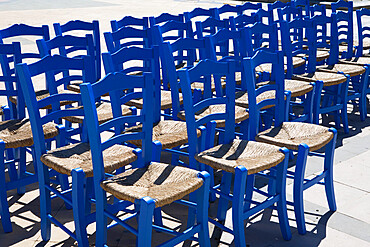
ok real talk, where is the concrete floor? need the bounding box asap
[0,0,369,246]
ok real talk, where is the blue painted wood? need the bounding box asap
[111,16,149,32]
[54,20,101,81]
[184,7,219,22]
[230,13,259,30]
[16,54,94,245]
[149,12,184,27]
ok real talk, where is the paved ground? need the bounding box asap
[0,0,369,246]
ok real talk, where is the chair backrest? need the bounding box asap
[331,0,354,58]
[278,5,304,24]
[37,34,96,86]
[218,2,262,19]
[104,26,152,54]
[0,42,23,119]
[158,35,215,117]
[242,50,285,140]
[102,46,161,123]
[184,7,219,22]
[16,55,94,158]
[153,20,194,45]
[268,1,292,25]
[230,13,259,30]
[0,23,50,62]
[110,16,149,32]
[292,0,310,17]
[310,13,339,65]
[178,59,236,155]
[356,8,370,57]
[149,13,184,27]
[208,28,247,63]
[255,8,274,26]
[245,22,279,57]
[309,4,327,18]
[280,18,317,77]
[195,17,230,39]
[54,20,101,81]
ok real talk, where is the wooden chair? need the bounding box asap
[80,70,211,247]
[179,58,291,246]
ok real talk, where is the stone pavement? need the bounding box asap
[0,0,369,246]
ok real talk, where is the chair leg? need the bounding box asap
[16,147,27,195]
[95,184,108,247]
[232,166,248,247]
[0,142,12,232]
[324,128,337,212]
[216,171,232,222]
[71,168,89,247]
[293,144,309,235]
[244,174,255,211]
[313,81,324,125]
[340,77,350,134]
[275,148,292,240]
[37,160,52,241]
[197,171,211,247]
[136,197,155,247]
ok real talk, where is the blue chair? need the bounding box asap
[309,4,327,18]
[80,70,211,247]
[313,11,370,123]
[149,12,184,27]
[0,42,41,233]
[54,20,101,81]
[16,55,95,246]
[292,0,310,17]
[284,16,350,132]
[111,15,149,32]
[244,21,315,123]
[179,57,291,246]
[242,50,338,236]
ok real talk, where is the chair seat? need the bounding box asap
[339,57,370,66]
[255,122,334,152]
[64,102,133,124]
[0,118,58,149]
[100,162,203,208]
[195,139,285,174]
[0,106,4,116]
[9,89,77,109]
[297,50,330,62]
[41,142,137,177]
[177,105,249,127]
[293,71,347,86]
[126,90,183,110]
[316,63,366,77]
[319,46,356,55]
[124,120,200,149]
[66,81,83,93]
[255,56,305,73]
[285,79,314,97]
[235,90,276,110]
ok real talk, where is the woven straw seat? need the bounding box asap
[124,120,200,149]
[297,50,330,62]
[316,63,366,77]
[40,142,137,177]
[100,162,203,208]
[190,80,227,92]
[66,81,83,93]
[9,89,77,109]
[63,102,132,124]
[0,107,3,116]
[292,71,347,86]
[126,90,183,110]
[339,57,370,66]
[195,139,285,174]
[255,57,305,74]
[0,118,58,149]
[177,105,249,127]
[285,79,314,97]
[255,122,334,152]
